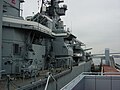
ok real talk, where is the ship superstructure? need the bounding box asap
[0,0,92,90]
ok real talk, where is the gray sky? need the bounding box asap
[23,0,120,54]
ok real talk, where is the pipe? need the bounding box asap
[0,0,3,79]
[44,73,58,90]
[44,75,51,90]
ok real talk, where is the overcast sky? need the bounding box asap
[22,0,120,54]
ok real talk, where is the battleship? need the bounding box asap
[0,0,92,90]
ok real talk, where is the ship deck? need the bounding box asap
[0,68,67,90]
[102,65,118,72]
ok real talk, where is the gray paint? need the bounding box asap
[53,37,73,56]
[72,79,84,90]
[2,27,25,74]
[3,0,20,17]
[0,0,3,78]
[64,74,120,90]
[85,76,95,90]
[2,16,52,36]
[17,61,92,90]
[105,48,110,65]
[0,1,93,90]
[32,44,45,70]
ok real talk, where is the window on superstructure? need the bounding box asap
[13,44,20,55]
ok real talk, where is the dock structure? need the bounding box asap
[60,72,120,90]
[60,48,120,90]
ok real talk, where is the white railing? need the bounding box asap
[60,73,85,90]
[60,72,120,90]
[44,73,57,90]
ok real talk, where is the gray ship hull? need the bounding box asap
[0,1,93,90]
[17,61,92,90]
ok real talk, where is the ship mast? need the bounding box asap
[40,0,67,32]
[40,0,67,19]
